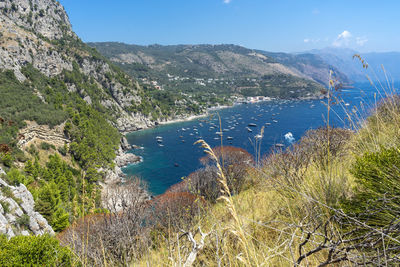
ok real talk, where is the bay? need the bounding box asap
[123,82,394,195]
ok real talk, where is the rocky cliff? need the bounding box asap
[0,167,54,238]
[0,0,158,236]
[0,0,155,133]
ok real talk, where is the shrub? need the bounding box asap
[40,142,55,151]
[5,168,26,186]
[57,144,67,156]
[168,146,253,202]
[0,234,74,266]
[0,200,10,213]
[1,186,14,198]
[262,127,353,195]
[1,153,14,167]
[150,192,206,230]
[59,180,151,266]
[16,214,30,228]
[342,147,400,227]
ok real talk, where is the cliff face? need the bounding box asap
[0,0,158,236]
[0,0,155,132]
[0,0,73,40]
[0,167,54,238]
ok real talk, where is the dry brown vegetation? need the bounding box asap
[56,72,400,266]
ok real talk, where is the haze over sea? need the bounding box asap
[123,82,393,195]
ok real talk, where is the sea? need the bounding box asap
[123,82,397,195]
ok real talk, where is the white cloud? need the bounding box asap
[332,30,352,47]
[304,39,310,43]
[223,0,232,3]
[356,37,368,46]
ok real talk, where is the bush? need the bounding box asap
[262,127,353,195]
[59,180,151,266]
[1,153,14,167]
[16,214,30,228]
[150,192,206,230]
[0,200,10,213]
[342,147,400,227]
[5,168,26,186]
[0,234,74,266]
[40,142,55,151]
[57,144,67,156]
[168,146,253,202]
[1,186,14,198]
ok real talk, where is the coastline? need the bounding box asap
[114,94,323,190]
[157,104,234,126]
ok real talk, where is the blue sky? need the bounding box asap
[59,0,400,53]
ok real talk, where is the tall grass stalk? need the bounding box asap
[195,139,259,266]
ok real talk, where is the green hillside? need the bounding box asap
[89,42,349,100]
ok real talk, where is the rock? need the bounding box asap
[83,95,92,105]
[115,152,142,168]
[17,121,69,149]
[21,230,30,236]
[120,136,132,151]
[0,176,54,238]
[0,0,75,41]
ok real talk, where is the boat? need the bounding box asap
[158,144,164,147]
[227,136,234,140]
[157,139,163,143]
[215,131,223,135]
[246,127,253,132]
[275,143,284,148]
[174,163,179,167]
[273,120,278,123]
[265,122,271,125]
[248,123,257,127]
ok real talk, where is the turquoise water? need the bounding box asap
[123,82,391,195]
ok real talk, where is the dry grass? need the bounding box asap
[61,62,400,266]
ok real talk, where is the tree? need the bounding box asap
[168,146,253,202]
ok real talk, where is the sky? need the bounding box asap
[58,0,400,53]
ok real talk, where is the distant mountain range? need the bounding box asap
[305,47,400,82]
[90,43,400,91]
[89,42,350,98]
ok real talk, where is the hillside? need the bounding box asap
[0,1,399,266]
[53,85,400,266]
[307,47,400,82]
[89,42,349,99]
[0,0,167,238]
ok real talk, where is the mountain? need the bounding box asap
[307,47,400,82]
[0,0,159,133]
[89,42,350,99]
[0,0,169,236]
